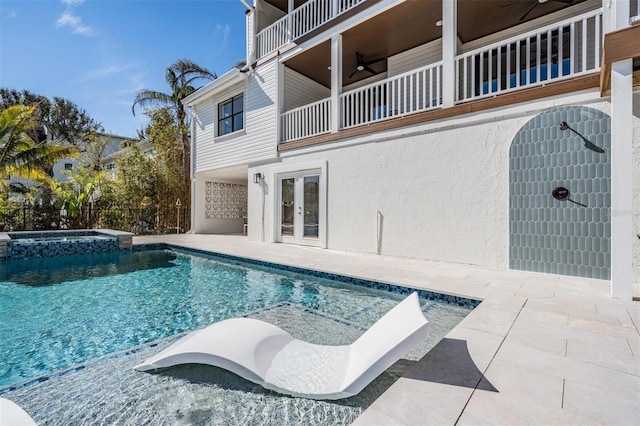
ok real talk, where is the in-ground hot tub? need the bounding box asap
[0,230,134,260]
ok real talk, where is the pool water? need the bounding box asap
[0,248,474,424]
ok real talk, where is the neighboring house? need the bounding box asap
[53,132,130,181]
[6,132,130,193]
[103,138,155,179]
[183,0,640,299]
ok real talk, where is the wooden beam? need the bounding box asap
[279,74,600,152]
[600,24,640,94]
[603,24,640,65]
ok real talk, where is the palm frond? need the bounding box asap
[132,90,174,116]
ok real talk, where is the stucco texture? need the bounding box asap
[632,92,640,290]
[249,99,638,280]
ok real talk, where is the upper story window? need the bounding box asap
[218,94,244,136]
[64,163,73,170]
[106,163,116,170]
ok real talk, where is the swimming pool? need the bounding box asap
[0,247,477,423]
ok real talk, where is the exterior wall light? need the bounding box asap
[253,173,263,184]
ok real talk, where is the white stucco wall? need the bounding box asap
[632,91,640,291]
[249,91,630,272]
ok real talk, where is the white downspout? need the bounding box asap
[241,0,257,64]
[187,106,197,234]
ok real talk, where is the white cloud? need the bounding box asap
[215,24,231,45]
[82,63,135,82]
[55,11,95,36]
[60,0,85,6]
[6,10,16,18]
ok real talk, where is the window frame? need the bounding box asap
[217,93,244,137]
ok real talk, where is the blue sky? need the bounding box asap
[0,0,247,138]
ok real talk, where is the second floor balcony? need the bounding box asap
[272,0,639,146]
[251,0,372,60]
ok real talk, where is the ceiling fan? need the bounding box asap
[348,52,385,79]
[503,0,574,22]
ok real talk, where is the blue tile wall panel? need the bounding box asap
[509,106,611,280]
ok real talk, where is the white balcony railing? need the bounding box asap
[256,15,288,59]
[291,0,334,40]
[278,8,608,143]
[281,98,331,143]
[456,9,603,102]
[341,62,443,129]
[256,0,367,60]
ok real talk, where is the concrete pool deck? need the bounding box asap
[135,234,639,425]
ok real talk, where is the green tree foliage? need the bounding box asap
[94,140,156,231]
[0,105,79,184]
[145,107,184,214]
[0,88,101,147]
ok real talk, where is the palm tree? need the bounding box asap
[0,105,78,184]
[132,59,216,179]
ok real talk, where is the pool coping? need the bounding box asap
[136,243,481,309]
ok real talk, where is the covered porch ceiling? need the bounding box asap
[281,0,589,87]
[198,164,248,184]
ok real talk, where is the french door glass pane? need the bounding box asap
[303,175,319,238]
[281,178,294,236]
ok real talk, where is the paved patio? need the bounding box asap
[135,234,639,425]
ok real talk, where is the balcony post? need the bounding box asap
[333,0,339,18]
[330,33,343,133]
[609,0,632,300]
[442,0,457,107]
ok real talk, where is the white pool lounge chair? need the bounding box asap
[135,292,429,400]
[0,398,36,426]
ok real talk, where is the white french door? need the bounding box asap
[277,170,321,246]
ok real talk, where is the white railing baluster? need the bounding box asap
[558,27,564,76]
[516,39,521,87]
[570,21,575,74]
[479,51,484,95]
[581,17,587,72]
[489,48,493,93]
[536,33,541,84]
[506,43,511,89]
[546,30,552,82]
[594,15,600,68]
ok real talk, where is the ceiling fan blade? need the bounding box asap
[364,57,385,66]
[549,0,574,3]
[520,0,538,21]
[363,65,378,76]
[348,68,359,79]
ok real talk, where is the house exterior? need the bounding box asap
[183,0,640,300]
[56,132,129,180]
[6,132,129,191]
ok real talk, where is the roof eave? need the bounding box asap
[183,68,248,106]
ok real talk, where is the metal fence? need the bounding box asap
[0,204,191,234]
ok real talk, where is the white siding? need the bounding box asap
[283,67,330,111]
[256,0,285,32]
[387,39,442,77]
[194,62,278,172]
